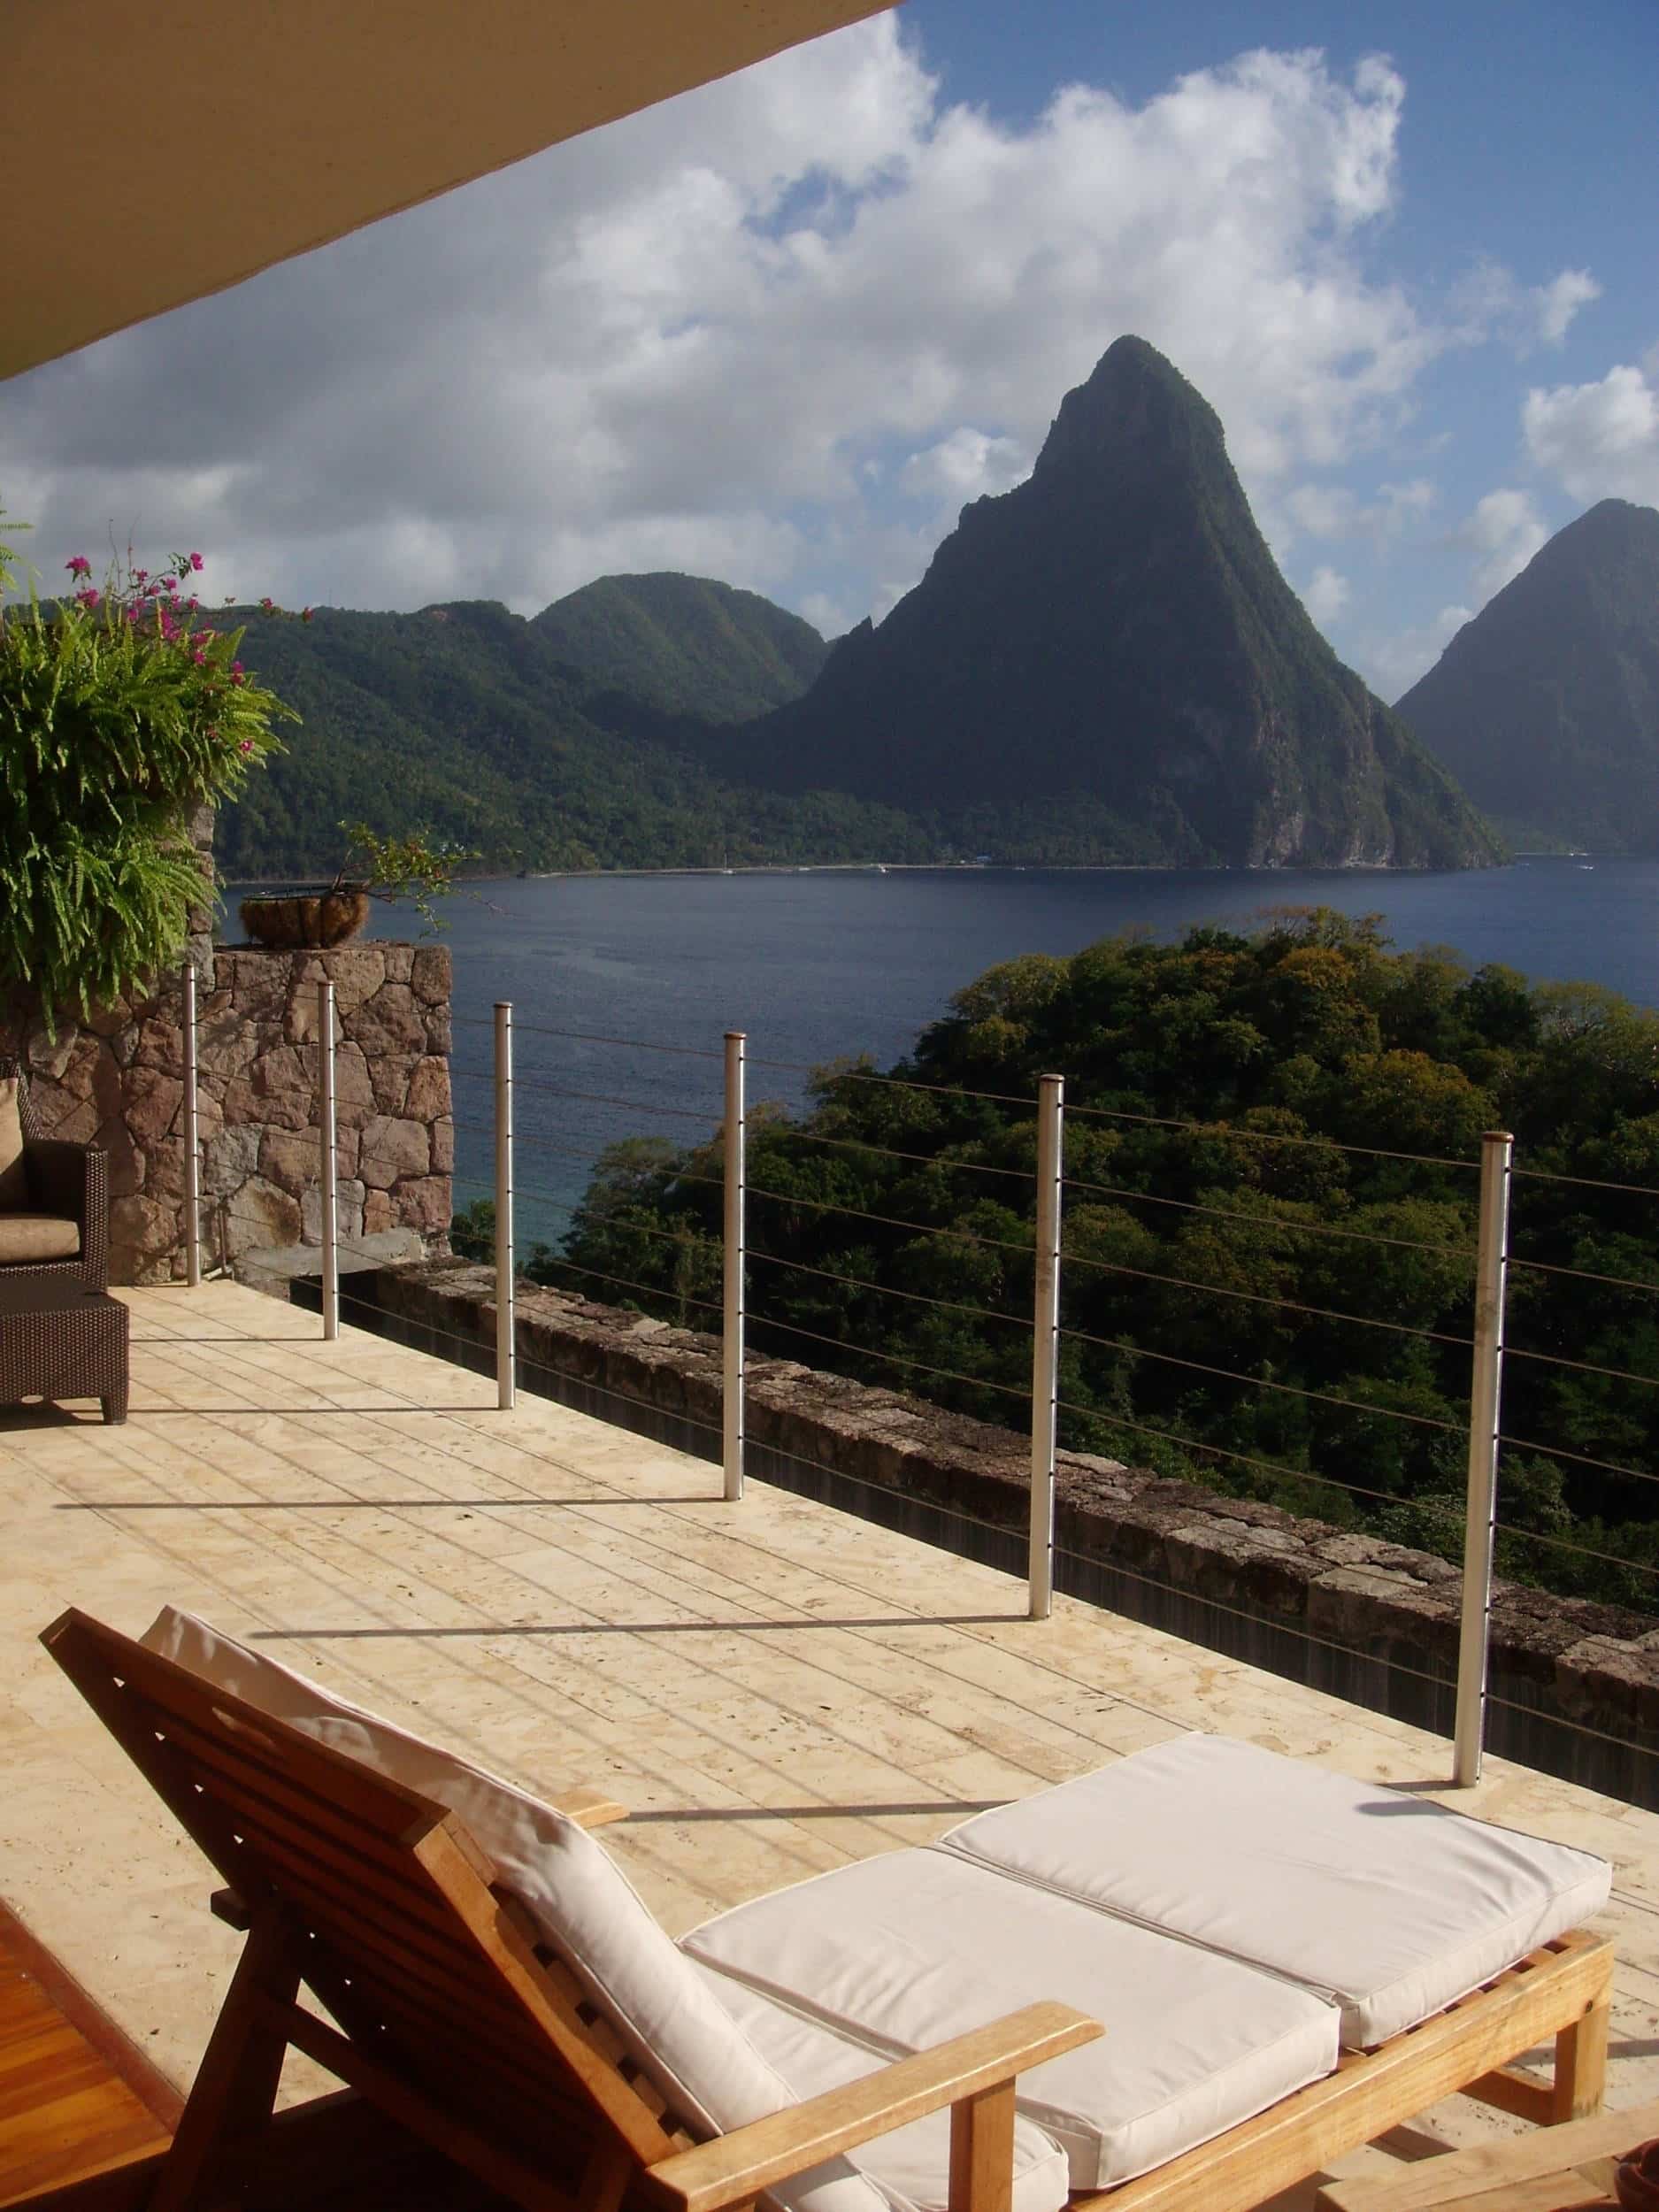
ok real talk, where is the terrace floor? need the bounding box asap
[4,1280,1659,2208]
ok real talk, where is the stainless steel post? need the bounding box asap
[181,962,201,1287]
[495,1001,515,1410]
[1030,1073,1064,1619]
[724,1030,746,1501]
[318,980,339,1342]
[1454,1127,1514,1786]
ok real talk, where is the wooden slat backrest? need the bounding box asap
[41,1609,693,2189]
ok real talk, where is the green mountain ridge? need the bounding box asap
[531,572,828,724]
[695,336,1503,869]
[1394,498,1659,854]
[216,596,919,879]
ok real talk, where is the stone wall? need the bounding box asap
[330,1257,1659,1810]
[14,941,453,1284]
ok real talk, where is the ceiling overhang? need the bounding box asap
[4,0,890,381]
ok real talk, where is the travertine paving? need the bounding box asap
[4,1280,1659,2204]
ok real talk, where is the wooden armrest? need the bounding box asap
[554,1785,628,1828]
[643,2001,1101,2212]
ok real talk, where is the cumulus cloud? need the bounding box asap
[1524,362,1659,506]
[1455,488,1548,600]
[1,24,1452,624]
[1366,603,1474,699]
[1449,259,1601,351]
[1285,475,1435,543]
[1302,565,1351,624]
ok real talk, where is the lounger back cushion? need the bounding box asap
[683,1843,1338,2189]
[139,1609,895,2212]
[937,1732,1612,2048]
[0,1079,27,1209]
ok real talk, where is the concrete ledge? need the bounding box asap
[323,1258,1659,1808]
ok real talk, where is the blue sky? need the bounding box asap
[3,0,1655,698]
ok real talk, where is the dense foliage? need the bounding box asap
[1395,497,1659,854]
[1,541,290,1029]
[216,599,928,878]
[527,910,1659,1612]
[531,572,828,725]
[697,337,1502,869]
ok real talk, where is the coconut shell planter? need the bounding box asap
[240,888,371,949]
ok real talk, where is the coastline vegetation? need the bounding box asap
[479,909,1659,1613]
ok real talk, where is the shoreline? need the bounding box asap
[223,854,1601,891]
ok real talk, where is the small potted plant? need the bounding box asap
[240,822,475,948]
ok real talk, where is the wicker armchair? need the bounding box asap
[0,1061,110,1290]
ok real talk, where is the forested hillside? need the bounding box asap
[215,600,924,878]
[518,910,1659,1609]
[532,572,827,723]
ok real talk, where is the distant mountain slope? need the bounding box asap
[696,336,1502,869]
[216,599,923,879]
[532,572,828,724]
[1394,499,1659,852]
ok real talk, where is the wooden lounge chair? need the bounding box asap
[41,1609,1614,2212]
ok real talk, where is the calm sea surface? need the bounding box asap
[256,858,1659,1245]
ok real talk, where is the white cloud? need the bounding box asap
[1,25,1443,624]
[1366,603,1474,699]
[1285,474,1435,544]
[1449,259,1601,351]
[1523,362,1659,506]
[1302,565,1351,624]
[1455,488,1548,600]
[900,428,1027,504]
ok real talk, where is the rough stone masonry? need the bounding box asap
[12,941,454,1285]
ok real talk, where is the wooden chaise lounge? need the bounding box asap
[41,1608,1614,2212]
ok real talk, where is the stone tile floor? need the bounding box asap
[4,1279,1659,2208]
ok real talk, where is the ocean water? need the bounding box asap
[234,857,1659,1245]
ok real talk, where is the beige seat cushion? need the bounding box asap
[695,1966,1071,2212]
[683,1843,1338,2189]
[938,1733,1612,2049]
[0,1079,30,1209]
[139,1609,899,2212]
[0,1214,80,1262]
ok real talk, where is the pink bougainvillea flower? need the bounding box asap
[231,672,246,686]
[192,649,207,664]
[73,586,101,608]
[188,552,204,572]
[239,738,255,754]
[65,554,90,577]
[259,595,274,612]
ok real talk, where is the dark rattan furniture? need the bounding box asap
[0,1062,111,1291]
[0,1279,129,1423]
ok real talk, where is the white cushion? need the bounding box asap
[682,1843,1338,2188]
[140,1609,893,2212]
[695,1964,1071,2212]
[938,1733,1612,2049]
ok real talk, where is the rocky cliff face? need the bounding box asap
[705,336,1502,868]
[1394,498,1659,852]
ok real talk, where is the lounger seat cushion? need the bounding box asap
[138,1609,922,2212]
[682,1845,1339,2189]
[695,1965,1073,2212]
[937,1733,1612,2049]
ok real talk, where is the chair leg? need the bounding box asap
[150,1918,302,2212]
[103,1387,128,1424]
[1552,1993,1610,2122]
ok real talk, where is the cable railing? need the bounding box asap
[166,972,1659,1808]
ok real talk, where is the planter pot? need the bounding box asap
[1617,2141,1659,2212]
[240,888,371,950]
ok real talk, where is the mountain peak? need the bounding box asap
[1033,334,1225,483]
[1394,499,1659,851]
[695,342,1499,869]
